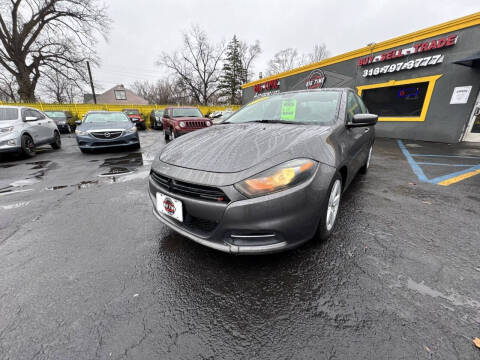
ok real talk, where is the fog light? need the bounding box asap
[7,139,16,146]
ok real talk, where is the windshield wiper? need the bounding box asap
[251,119,297,124]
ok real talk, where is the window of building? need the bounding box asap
[361,82,429,117]
[356,75,442,122]
[114,90,127,100]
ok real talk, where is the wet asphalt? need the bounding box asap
[0,132,479,359]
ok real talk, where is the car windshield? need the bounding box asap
[155,110,164,116]
[45,111,66,118]
[123,109,140,115]
[0,108,18,121]
[226,91,340,125]
[172,108,202,118]
[84,112,130,123]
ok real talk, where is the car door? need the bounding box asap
[345,91,368,173]
[30,109,54,143]
[22,109,44,143]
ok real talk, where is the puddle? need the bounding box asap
[27,161,51,169]
[88,160,100,162]
[98,167,133,177]
[407,278,480,309]
[101,153,143,167]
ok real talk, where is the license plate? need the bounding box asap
[156,192,183,222]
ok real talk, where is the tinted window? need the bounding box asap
[45,111,66,118]
[361,82,429,117]
[346,92,362,122]
[227,91,340,125]
[84,112,130,123]
[0,108,18,121]
[172,108,203,118]
[123,109,140,115]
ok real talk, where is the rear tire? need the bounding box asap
[315,173,342,241]
[51,131,61,149]
[21,134,36,158]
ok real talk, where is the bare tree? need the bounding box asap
[266,44,330,76]
[266,48,299,76]
[0,0,110,102]
[40,69,83,103]
[158,25,225,105]
[239,40,262,83]
[0,72,18,102]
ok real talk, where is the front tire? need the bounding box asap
[21,134,36,158]
[316,173,342,241]
[51,131,61,149]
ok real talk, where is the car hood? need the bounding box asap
[159,122,333,173]
[0,120,19,128]
[171,117,210,121]
[78,122,134,131]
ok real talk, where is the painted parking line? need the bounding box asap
[397,140,480,186]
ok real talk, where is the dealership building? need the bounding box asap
[241,12,480,143]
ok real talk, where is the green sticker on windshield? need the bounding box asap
[281,99,296,120]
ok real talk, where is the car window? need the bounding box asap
[0,107,18,121]
[84,112,130,123]
[163,109,169,117]
[227,91,340,125]
[346,92,362,122]
[123,109,140,115]
[45,111,66,118]
[31,109,45,120]
[172,108,203,118]
[354,94,368,113]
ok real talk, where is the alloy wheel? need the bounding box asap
[326,179,341,231]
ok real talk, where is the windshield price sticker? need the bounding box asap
[362,54,444,77]
[281,99,297,120]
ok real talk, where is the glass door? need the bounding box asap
[463,90,480,142]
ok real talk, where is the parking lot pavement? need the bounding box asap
[0,133,479,359]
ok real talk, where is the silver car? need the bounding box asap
[0,106,62,157]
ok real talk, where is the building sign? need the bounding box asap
[305,69,326,89]
[362,54,444,77]
[254,79,280,94]
[358,34,458,66]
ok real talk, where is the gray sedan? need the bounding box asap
[149,89,377,254]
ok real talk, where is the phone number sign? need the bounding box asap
[362,54,444,77]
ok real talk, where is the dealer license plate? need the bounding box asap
[156,192,183,222]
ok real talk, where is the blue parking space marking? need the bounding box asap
[397,140,480,186]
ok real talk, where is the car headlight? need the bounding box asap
[0,127,14,133]
[179,121,186,128]
[206,121,212,127]
[125,126,137,134]
[234,158,318,198]
[75,129,89,136]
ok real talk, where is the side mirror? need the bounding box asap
[75,120,82,125]
[25,116,38,121]
[347,113,378,127]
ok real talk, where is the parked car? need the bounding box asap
[149,89,377,254]
[211,110,235,124]
[44,110,76,133]
[150,109,164,130]
[0,106,61,157]
[122,109,146,130]
[75,111,140,153]
[162,107,212,141]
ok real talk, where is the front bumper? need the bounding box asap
[148,163,334,254]
[0,133,21,153]
[76,132,139,149]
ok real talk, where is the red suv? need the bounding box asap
[122,109,146,130]
[162,107,213,141]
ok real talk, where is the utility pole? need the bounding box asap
[86,61,97,104]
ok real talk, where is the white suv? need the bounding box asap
[0,106,61,157]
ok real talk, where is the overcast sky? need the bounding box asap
[93,0,479,91]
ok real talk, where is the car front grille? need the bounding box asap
[186,121,207,128]
[90,131,123,139]
[150,171,229,202]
